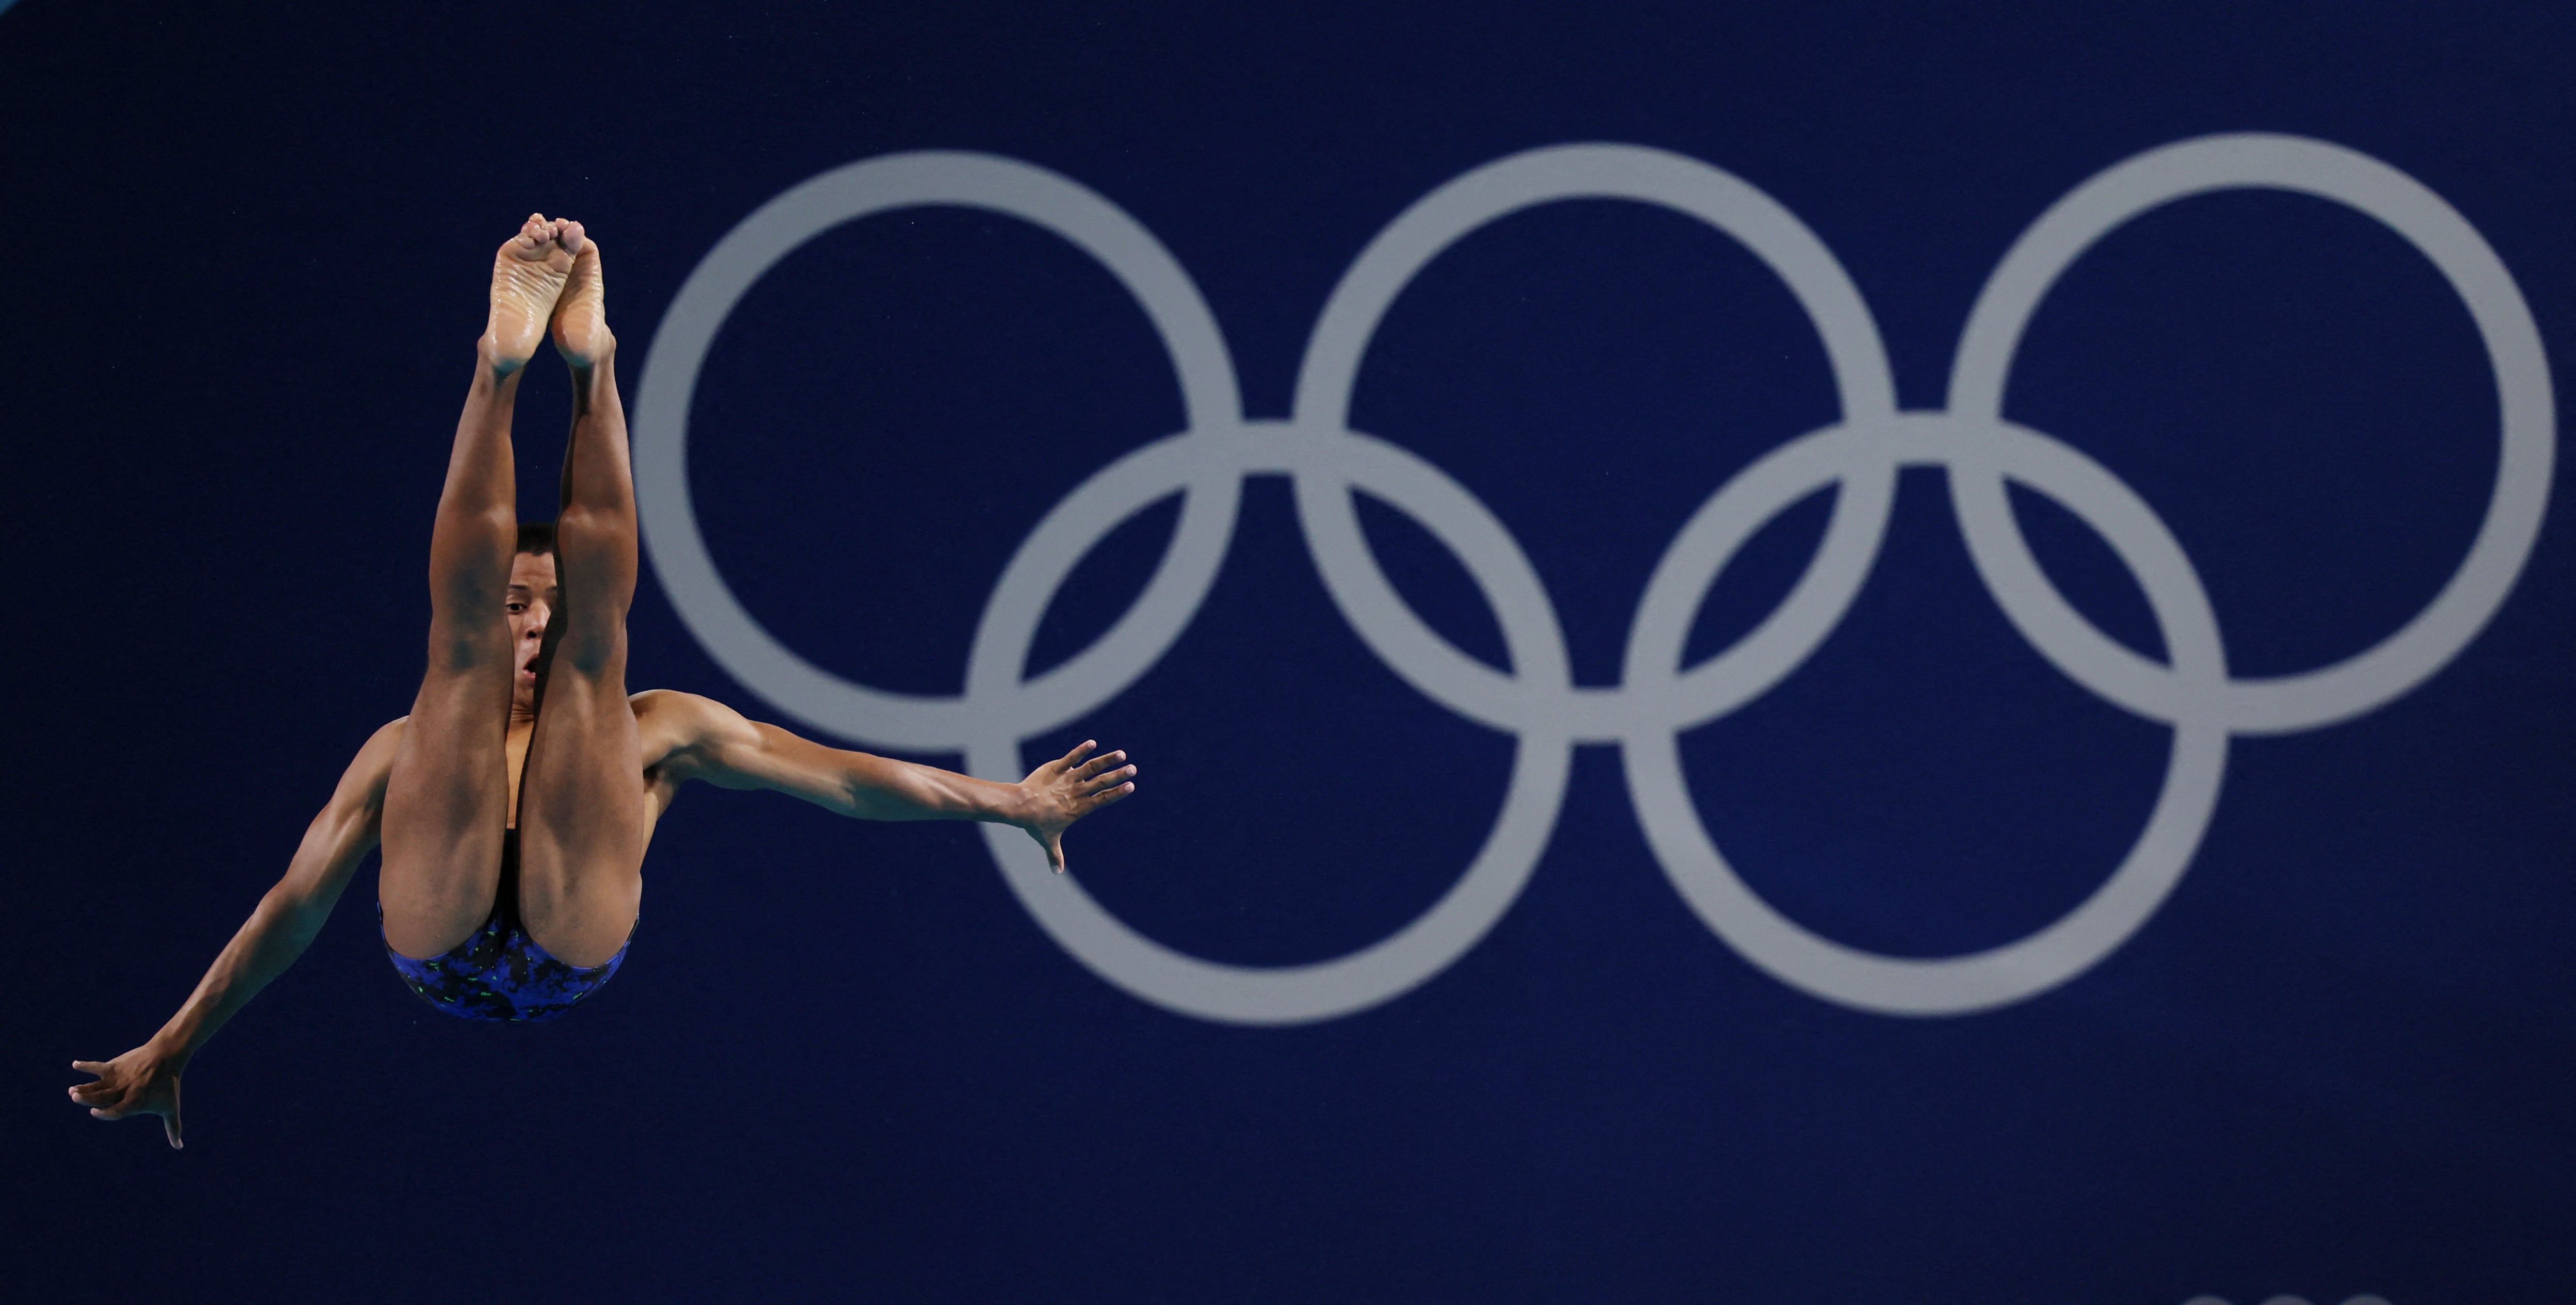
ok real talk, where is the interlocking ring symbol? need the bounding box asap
[634,135,2554,1024]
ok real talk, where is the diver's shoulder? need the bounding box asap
[628,687,716,721]
[358,715,409,755]
[628,689,746,760]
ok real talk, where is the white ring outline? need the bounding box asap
[1623,413,2232,1015]
[1290,144,1901,745]
[1948,134,2554,734]
[958,427,1577,1024]
[634,151,1246,753]
[634,134,2554,1023]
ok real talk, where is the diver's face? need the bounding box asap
[506,551,558,715]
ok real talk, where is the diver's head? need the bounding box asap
[507,520,558,715]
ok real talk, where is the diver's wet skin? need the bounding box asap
[548,221,611,368]
[484,213,578,373]
[67,214,1138,1149]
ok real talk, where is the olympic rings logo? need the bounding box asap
[633,135,2553,1024]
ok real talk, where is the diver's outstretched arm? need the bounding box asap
[69,719,404,1148]
[637,691,1136,873]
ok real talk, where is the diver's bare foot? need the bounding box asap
[483,214,575,375]
[548,219,612,368]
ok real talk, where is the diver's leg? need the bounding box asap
[379,216,575,957]
[518,226,650,967]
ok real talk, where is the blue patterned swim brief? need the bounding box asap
[380,828,632,1023]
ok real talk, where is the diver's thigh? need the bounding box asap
[379,659,511,957]
[516,671,648,967]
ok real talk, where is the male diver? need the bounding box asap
[69,215,1138,1147]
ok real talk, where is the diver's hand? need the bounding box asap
[69,1044,186,1148]
[1016,739,1137,874]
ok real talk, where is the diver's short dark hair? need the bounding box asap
[516,519,557,558]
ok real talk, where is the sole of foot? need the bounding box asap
[485,213,576,375]
[549,219,613,368]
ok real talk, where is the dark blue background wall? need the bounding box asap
[5,2,2571,1300]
